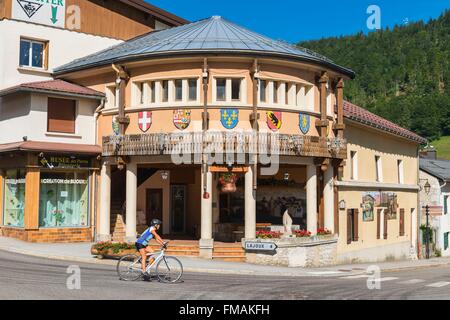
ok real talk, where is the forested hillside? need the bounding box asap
[298,10,450,142]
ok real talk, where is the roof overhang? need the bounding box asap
[0,141,102,155]
[0,85,105,101]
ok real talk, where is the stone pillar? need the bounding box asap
[125,160,137,243]
[199,171,213,259]
[307,165,318,235]
[245,166,256,239]
[324,167,334,233]
[98,162,111,241]
[24,167,40,230]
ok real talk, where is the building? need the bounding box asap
[419,157,450,257]
[48,16,426,264]
[0,0,186,242]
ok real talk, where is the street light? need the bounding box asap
[424,181,431,259]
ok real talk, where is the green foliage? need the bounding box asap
[430,136,450,160]
[93,242,136,254]
[298,10,450,142]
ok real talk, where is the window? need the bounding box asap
[216,78,226,101]
[174,79,183,101]
[150,82,156,103]
[398,160,404,184]
[3,169,26,228]
[399,209,405,236]
[375,156,383,182]
[188,79,197,101]
[20,38,46,69]
[105,85,117,108]
[39,171,89,228]
[231,79,241,101]
[444,195,449,215]
[161,80,169,102]
[285,83,291,105]
[347,209,359,244]
[273,82,279,104]
[350,151,358,180]
[47,98,76,134]
[260,80,267,102]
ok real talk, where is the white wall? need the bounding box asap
[0,93,98,145]
[0,19,122,90]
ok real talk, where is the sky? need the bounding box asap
[148,0,449,43]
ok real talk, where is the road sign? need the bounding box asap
[245,241,278,252]
[13,0,66,28]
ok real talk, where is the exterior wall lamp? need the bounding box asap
[339,200,346,211]
[161,171,169,181]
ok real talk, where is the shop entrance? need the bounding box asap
[171,185,186,234]
[146,189,163,225]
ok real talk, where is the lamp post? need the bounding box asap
[424,181,431,260]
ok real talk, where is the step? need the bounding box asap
[213,247,245,252]
[212,251,246,257]
[213,256,246,262]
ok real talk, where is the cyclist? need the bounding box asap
[135,219,165,274]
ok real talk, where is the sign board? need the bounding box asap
[39,155,91,169]
[245,241,278,252]
[12,0,66,28]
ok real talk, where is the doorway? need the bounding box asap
[171,185,186,234]
[146,189,163,225]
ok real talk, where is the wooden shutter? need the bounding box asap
[384,211,388,240]
[347,209,352,244]
[399,209,405,236]
[47,98,76,134]
[353,209,359,241]
[377,209,382,239]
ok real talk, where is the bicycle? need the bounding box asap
[116,242,183,283]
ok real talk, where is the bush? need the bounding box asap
[93,242,136,254]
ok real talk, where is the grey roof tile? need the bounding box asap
[54,16,354,77]
[420,159,450,181]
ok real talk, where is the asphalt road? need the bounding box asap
[0,250,449,300]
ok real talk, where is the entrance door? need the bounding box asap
[146,189,163,225]
[171,185,186,233]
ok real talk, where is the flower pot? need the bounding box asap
[221,182,237,193]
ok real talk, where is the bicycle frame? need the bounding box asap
[144,249,166,273]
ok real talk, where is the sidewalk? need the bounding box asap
[1,236,449,278]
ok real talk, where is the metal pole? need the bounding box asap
[426,205,430,259]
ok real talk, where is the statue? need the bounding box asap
[283,210,293,237]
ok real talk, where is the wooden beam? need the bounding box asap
[24,168,40,230]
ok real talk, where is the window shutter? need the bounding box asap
[353,209,359,241]
[347,209,352,244]
[384,211,388,240]
[399,209,405,236]
[377,209,382,239]
[47,98,76,133]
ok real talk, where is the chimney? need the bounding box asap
[420,147,437,160]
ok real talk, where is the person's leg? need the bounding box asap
[145,246,155,266]
[139,249,147,273]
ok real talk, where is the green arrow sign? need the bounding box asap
[51,6,58,24]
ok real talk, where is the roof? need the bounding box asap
[0,141,102,155]
[117,0,188,26]
[0,80,105,100]
[343,100,428,144]
[54,16,355,78]
[420,159,450,182]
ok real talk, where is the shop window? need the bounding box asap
[20,38,47,69]
[39,172,89,228]
[188,79,197,101]
[47,98,76,134]
[3,169,26,228]
[347,209,359,244]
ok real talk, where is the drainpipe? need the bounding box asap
[251,59,259,190]
[202,58,209,196]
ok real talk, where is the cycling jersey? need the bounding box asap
[136,226,155,246]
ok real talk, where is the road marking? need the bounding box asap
[372,277,399,283]
[399,279,426,285]
[307,271,347,276]
[426,282,450,288]
[340,274,370,279]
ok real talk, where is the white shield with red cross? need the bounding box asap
[138,111,152,133]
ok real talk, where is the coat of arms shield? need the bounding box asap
[267,111,282,132]
[173,109,192,130]
[299,113,311,134]
[220,109,239,130]
[138,111,152,133]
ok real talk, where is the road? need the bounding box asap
[0,250,449,300]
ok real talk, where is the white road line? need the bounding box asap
[340,275,370,279]
[373,277,399,282]
[399,279,426,285]
[426,282,450,288]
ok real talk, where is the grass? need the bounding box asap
[430,136,450,160]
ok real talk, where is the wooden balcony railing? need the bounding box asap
[102,132,347,159]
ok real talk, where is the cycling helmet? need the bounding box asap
[151,219,162,226]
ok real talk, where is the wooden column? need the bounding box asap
[316,72,329,137]
[335,78,345,139]
[24,167,40,230]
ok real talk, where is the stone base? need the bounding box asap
[125,236,137,243]
[199,239,214,259]
[97,234,112,242]
[244,235,338,268]
[0,227,93,243]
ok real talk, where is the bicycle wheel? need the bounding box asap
[117,254,142,281]
[155,256,183,283]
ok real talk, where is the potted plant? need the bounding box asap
[219,173,238,193]
[294,229,312,238]
[317,228,332,236]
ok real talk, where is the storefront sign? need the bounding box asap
[245,241,278,252]
[13,0,66,28]
[38,155,91,169]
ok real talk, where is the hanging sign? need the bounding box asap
[299,113,311,134]
[138,111,152,133]
[221,109,239,129]
[267,111,282,132]
[12,0,66,28]
[173,109,191,130]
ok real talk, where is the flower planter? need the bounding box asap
[221,182,237,193]
[91,244,138,260]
